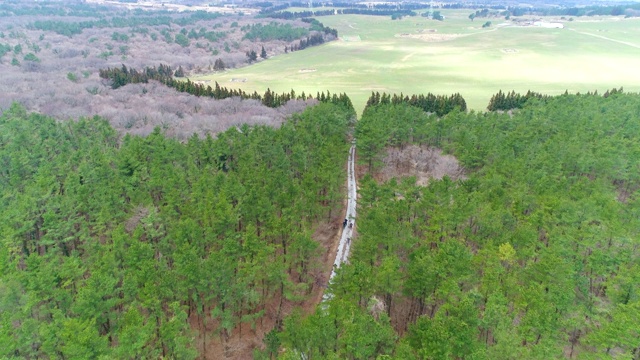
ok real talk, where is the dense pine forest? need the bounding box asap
[272,92,640,359]
[0,101,354,358]
[99,63,354,109]
[4,1,640,358]
[5,88,640,359]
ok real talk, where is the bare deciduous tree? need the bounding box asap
[0,10,325,138]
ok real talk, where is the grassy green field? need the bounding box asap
[193,10,640,114]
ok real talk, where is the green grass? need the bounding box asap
[193,11,640,114]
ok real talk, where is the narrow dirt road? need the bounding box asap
[322,143,357,301]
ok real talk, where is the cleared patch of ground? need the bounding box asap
[124,205,150,233]
[396,33,462,42]
[378,144,466,185]
[614,179,638,204]
[341,35,361,41]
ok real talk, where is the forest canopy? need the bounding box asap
[276,91,640,359]
[0,101,354,358]
[5,88,640,359]
[2,2,640,358]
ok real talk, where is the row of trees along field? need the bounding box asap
[488,88,625,111]
[99,64,354,109]
[29,11,224,37]
[266,8,417,20]
[0,100,355,358]
[365,91,467,117]
[506,3,640,17]
[273,91,640,359]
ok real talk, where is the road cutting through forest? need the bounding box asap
[323,143,357,302]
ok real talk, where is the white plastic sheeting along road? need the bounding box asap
[322,143,357,302]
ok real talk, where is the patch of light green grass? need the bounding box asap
[193,11,640,115]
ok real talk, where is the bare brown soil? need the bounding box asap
[124,205,150,233]
[614,179,637,203]
[389,296,426,335]
[377,144,466,185]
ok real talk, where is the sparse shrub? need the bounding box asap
[214,58,225,70]
[111,32,129,42]
[175,33,190,47]
[67,72,78,82]
[23,53,39,62]
[124,117,136,129]
[246,49,257,63]
[0,43,11,57]
[98,51,113,60]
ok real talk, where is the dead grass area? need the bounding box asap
[124,205,150,233]
[194,207,346,359]
[376,145,466,185]
[614,179,638,204]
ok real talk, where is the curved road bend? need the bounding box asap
[323,143,357,302]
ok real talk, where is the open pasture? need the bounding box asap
[193,10,640,113]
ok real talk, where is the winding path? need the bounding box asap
[322,143,357,301]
